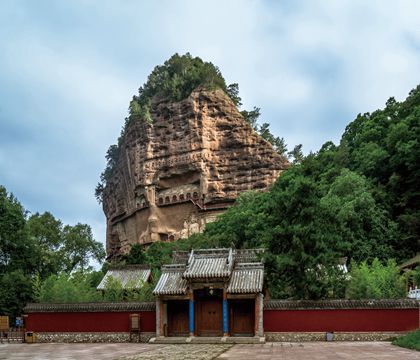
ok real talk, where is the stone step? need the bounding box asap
[150,337,187,344]
[224,336,265,344]
[149,336,265,344]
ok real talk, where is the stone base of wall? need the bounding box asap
[32,331,408,343]
[265,332,407,342]
[35,332,155,343]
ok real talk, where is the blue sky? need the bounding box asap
[1,0,420,252]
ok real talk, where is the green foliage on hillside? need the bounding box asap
[0,185,106,316]
[131,53,227,114]
[341,88,420,259]
[122,85,420,300]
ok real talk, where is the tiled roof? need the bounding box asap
[97,266,151,290]
[183,249,233,279]
[227,263,264,294]
[153,265,188,295]
[400,254,420,269]
[172,251,189,264]
[234,249,264,263]
[264,299,420,310]
[154,248,265,295]
[24,302,155,313]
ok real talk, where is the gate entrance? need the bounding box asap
[195,289,223,336]
[167,300,189,336]
[230,299,255,336]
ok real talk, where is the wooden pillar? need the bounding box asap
[255,293,264,337]
[254,294,259,336]
[155,298,162,337]
[160,300,165,337]
[223,289,229,336]
[189,290,195,336]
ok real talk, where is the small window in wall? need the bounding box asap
[186,193,191,199]
[193,192,199,199]
[159,233,168,241]
[165,196,170,203]
[172,195,177,202]
[180,194,185,201]
[169,235,175,242]
[158,198,163,205]
[142,202,146,208]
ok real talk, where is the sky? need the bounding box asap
[1,0,420,255]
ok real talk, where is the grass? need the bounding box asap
[392,330,420,351]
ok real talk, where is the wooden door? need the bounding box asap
[230,299,255,336]
[167,300,189,336]
[197,298,223,336]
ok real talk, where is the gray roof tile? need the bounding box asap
[227,263,264,294]
[183,249,233,279]
[97,267,151,290]
[154,248,265,295]
[264,299,420,310]
[153,265,188,295]
[234,249,264,263]
[24,302,155,313]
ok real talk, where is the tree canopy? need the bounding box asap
[0,185,106,317]
[120,85,420,300]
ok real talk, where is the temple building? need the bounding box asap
[153,248,264,339]
[97,265,151,291]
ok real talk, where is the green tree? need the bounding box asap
[102,275,124,302]
[346,259,406,299]
[259,123,288,156]
[0,270,33,317]
[60,223,106,273]
[226,83,242,107]
[241,107,261,130]
[320,169,396,262]
[37,271,103,303]
[412,266,420,288]
[0,186,33,273]
[288,144,304,164]
[26,212,63,279]
[340,87,420,259]
[123,244,147,264]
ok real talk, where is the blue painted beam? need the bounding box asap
[189,299,194,334]
[223,299,228,334]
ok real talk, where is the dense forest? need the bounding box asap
[1,54,419,316]
[118,66,420,299]
[0,188,106,317]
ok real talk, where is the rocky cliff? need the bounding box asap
[102,88,288,259]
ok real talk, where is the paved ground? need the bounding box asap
[0,342,419,360]
[219,342,420,359]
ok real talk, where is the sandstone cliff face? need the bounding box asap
[102,89,288,258]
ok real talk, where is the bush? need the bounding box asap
[392,330,420,351]
[346,258,406,299]
[36,271,102,303]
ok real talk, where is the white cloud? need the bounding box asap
[1,0,420,250]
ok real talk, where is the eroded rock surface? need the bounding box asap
[102,89,288,258]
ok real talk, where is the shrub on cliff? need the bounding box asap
[96,54,287,202]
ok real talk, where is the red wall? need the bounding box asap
[26,308,419,333]
[264,309,419,332]
[26,312,156,333]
